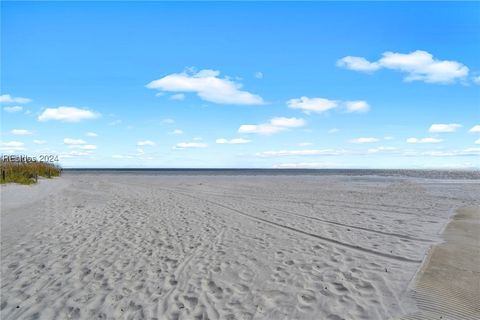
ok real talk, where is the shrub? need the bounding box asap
[0,161,62,185]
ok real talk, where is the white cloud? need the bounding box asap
[60,150,94,158]
[469,125,480,133]
[406,137,443,144]
[170,93,185,101]
[75,144,97,150]
[428,123,462,133]
[257,149,344,157]
[406,148,480,157]
[337,50,469,84]
[345,100,370,113]
[216,138,251,144]
[367,146,397,153]
[474,76,480,85]
[255,72,264,79]
[0,94,31,104]
[146,69,264,105]
[270,117,305,128]
[137,140,155,146]
[475,139,480,145]
[86,132,98,137]
[3,106,23,113]
[38,107,100,122]
[11,129,33,135]
[336,56,380,72]
[175,142,208,149]
[33,139,46,145]
[0,141,25,151]
[169,129,184,135]
[238,124,282,135]
[64,138,87,145]
[238,117,305,135]
[287,96,338,114]
[273,162,339,169]
[63,139,96,150]
[349,137,379,144]
[384,136,394,140]
[328,128,340,134]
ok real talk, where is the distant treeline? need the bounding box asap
[0,161,62,185]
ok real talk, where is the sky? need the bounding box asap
[1,1,479,169]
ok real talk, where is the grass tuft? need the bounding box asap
[0,161,62,185]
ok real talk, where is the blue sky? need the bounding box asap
[1,1,479,168]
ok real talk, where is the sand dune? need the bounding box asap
[1,173,479,319]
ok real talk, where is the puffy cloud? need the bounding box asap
[475,139,480,145]
[349,137,379,144]
[337,50,469,84]
[269,117,305,128]
[175,142,208,149]
[216,138,251,144]
[146,69,264,105]
[239,117,305,135]
[86,132,98,137]
[3,106,23,113]
[238,124,282,135]
[11,129,33,135]
[64,138,87,145]
[0,94,31,104]
[0,141,25,151]
[406,137,443,144]
[336,56,380,72]
[345,100,370,113]
[428,123,462,133]
[469,125,480,133]
[137,140,155,146]
[287,97,371,114]
[38,107,100,122]
[255,72,264,79]
[257,149,344,157]
[287,96,338,114]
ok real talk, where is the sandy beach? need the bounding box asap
[1,172,479,320]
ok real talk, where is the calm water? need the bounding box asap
[63,169,480,180]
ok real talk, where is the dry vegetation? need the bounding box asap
[0,161,61,185]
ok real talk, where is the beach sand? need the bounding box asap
[1,173,479,319]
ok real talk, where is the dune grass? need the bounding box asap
[0,161,62,185]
